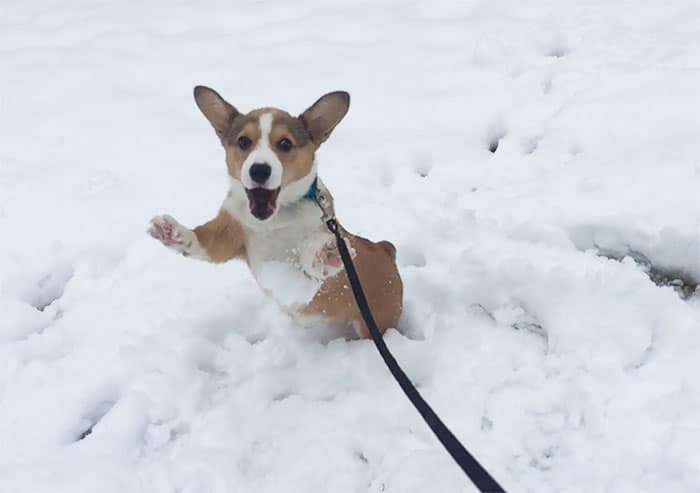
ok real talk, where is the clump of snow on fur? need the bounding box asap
[255,261,321,309]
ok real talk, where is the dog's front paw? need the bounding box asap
[148,215,194,251]
[313,237,356,277]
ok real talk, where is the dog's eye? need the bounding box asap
[237,136,252,151]
[277,138,293,153]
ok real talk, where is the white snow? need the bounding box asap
[255,260,321,308]
[1,1,699,492]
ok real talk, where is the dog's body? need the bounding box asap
[149,88,402,337]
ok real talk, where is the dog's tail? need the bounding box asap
[378,240,397,258]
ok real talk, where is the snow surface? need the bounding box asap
[1,1,699,492]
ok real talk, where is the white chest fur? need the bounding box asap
[242,200,333,312]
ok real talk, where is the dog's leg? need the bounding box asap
[351,320,370,339]
[148,210,245,263]
[148,214,209,260]
[307,236,356,279]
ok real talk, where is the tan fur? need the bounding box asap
[270,117,316,186]
[192,209,246,263]
[223,118,261,180]
[301,227,403,336]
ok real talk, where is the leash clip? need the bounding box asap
[316,192,333,219]
[317,192,338,233]
[314,179,336,228]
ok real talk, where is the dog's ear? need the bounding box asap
[299,91,350,145]
[193,86,240,140]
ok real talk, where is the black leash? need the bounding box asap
[324,216,506,493]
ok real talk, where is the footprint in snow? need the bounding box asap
[485,123,507,154]
[568,225,699,300]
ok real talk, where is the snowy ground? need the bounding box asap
[1,1,699,492]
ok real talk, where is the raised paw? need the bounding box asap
[313,237,356,276]
[148,215,193,250]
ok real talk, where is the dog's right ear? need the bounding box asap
[193,86,240,140]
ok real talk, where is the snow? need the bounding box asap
[255,260,321,308]
[1,0,699,492]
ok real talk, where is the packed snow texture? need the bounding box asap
[1,1,699,492]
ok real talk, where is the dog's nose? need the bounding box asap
[249,163,272,185]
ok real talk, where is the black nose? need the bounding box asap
[249,163,272,185]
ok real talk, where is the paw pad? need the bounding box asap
[314,238,355,277]
[148,215,187,247]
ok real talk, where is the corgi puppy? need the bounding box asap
[148,87,403,337]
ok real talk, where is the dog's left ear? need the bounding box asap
[299,91,350,145]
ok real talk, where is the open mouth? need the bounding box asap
[245,187,280,220]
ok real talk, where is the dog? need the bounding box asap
[148,86,403,338]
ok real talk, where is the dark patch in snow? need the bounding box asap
[26,265,73,312]
[546,45,569,58]
[524,136,540,154]
[469,303,548,348]
[75,399,116,442]
[244,331,267,345]
[569,144,583,156]
[486,125,506,154]
[469,304,496,322]
[597,248,698,300]
[77,426,94,441]
[272,390,295,402]
[354,451,369,464]
[481,416,493,431]
[628,342,655,371]
[168,423,190,443]
[512,320,547,339]
[511,307,549,351]
[413,155,432,177]
[529,446,556,471]
[196,360,228,378]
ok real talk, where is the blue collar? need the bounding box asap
[303,177,319,200]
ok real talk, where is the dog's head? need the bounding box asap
[193,86,350,223]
